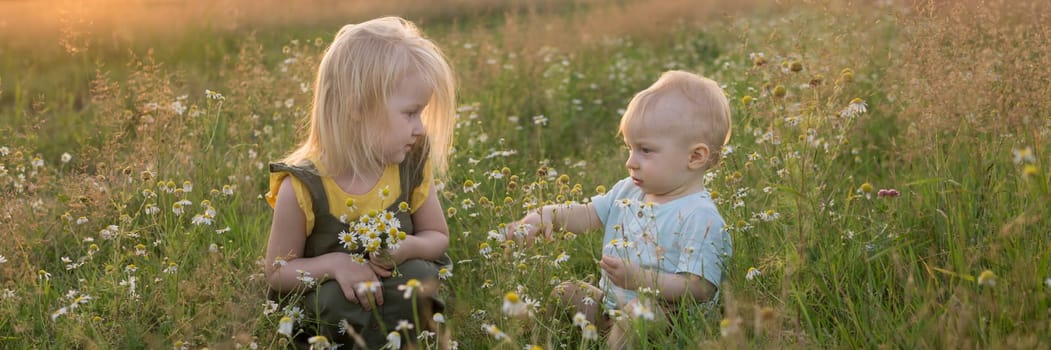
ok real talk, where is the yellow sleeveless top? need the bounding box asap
[265,159,432,235]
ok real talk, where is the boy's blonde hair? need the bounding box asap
[619,70,732,168]
[282,16,456,178]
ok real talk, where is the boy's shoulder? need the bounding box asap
[670,193,726,225]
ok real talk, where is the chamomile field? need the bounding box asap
[1,0,1049,348]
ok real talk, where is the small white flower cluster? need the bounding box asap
[50,289,92,321]
[338,209,406,261]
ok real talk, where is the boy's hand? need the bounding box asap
[600,255,643,290]
[506,212,552,244]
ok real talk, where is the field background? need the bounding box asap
[2,0,1050,348]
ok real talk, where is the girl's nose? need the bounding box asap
[412,118,425,136]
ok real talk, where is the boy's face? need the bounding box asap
[622,95,706,202]
[380,70,432,164]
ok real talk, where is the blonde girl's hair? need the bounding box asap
[618,70,732,168]
[282,16,456,178]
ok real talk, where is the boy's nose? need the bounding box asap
[625,153,639,170]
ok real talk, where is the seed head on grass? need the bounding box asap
[977,270,997,287]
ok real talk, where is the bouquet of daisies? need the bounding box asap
[338,208,408,264]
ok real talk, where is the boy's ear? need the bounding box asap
[688,143,710,170]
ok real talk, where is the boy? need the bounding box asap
[511,70,732,348]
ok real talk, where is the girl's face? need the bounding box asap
[381,70,432,164]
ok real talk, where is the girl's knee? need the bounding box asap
[394,259,440,280]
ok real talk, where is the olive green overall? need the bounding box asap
[270,149,451,349]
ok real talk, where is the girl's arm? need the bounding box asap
[385,184,449,265]
[266,177,383,307]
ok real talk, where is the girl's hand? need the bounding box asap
[325,253,384,310]
[600,255,643,290]
[367,249,401,278]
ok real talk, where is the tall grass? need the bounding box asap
[1,0,1049,348]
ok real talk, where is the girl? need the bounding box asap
[265,17,455,349]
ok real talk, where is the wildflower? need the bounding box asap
[741,95,754,106]
[572,312,589,328]
[857,182,874,198]
[478,242,492,257]
[1044,278,1051,288]
[396,320,413,331]
[1023,164,1039,178]
[746,267,762,281]
[463,180,478,193]
[215,226,231,234]
[0,289,15,300]
[750,52,766,66]
[631,302,655,320]
[356,281,380,297]
[977,269,997,287]
[481,323,508,340]
[205,89,225,100]
[60,152,72,163]
[438,267,453,279]
[222,184,234,196]
[433,313,446,324]
[277,316,295,337]
[552,252,570,267]
[839,68,855,83]
[1013,147,1036,164]
[877,189,900,198]
[182,180,193,193]
[398,201,410,212]
[757,210,780,222]
[51,306,68,321]
[502,291,528,317]
[582,324,598,340]
[172,200,192,216]
[0,255,6,264]
[307,335,330,350]
[771,85,786,98]
[383,332,401,350]
[0,146,7,157]
[532,115,548,126]
[789,60,803,72]
[839,98,867,118]
[720,318,739,337]
[76,216,89,224]
[163,262,178,274]
[525,345,544,350]
[379,186,391,201]
[191,212,214,226]
[398,279,422,299]
[296,270,316,288]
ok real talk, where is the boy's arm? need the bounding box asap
[600,256,718,302]
[511,202,602,241]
